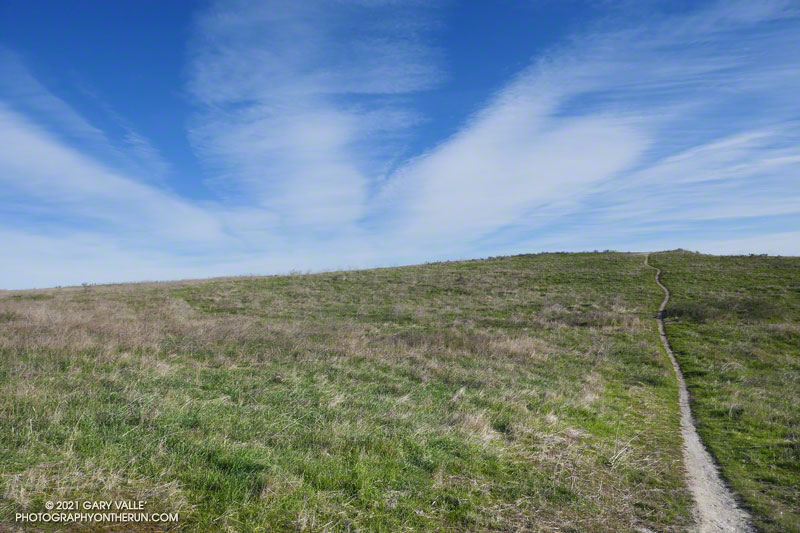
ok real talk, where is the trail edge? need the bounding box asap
[644,253,753,533]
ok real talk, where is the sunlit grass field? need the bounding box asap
[4,251,798,532]
[4,250,781,531]
[651,252,800,533]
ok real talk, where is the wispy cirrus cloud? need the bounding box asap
[187,0,442,230]
[379,0,800,255]
[0,104,223,243]
[0,47,173,184]
[0,47,119,157]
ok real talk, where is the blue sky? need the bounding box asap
[1,0,799,289]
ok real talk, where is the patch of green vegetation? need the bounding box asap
[0,253,693,531]
[0,311,19,323]
[651,251,800,532]
[6,293,53,301]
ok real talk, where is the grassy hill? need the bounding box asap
[0,251,797,531]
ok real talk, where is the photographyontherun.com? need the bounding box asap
[16,500,178,524]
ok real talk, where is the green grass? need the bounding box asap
[651,251,800,532]
[0,252,694,531]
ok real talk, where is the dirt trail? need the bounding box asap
[644,253,753,533]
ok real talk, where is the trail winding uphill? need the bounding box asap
[644,253,753,533]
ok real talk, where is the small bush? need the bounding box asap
[0,311,19,322]
[662,301,715,322]
[664,296,780,323]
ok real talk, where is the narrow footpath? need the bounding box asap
[644,253,753,533]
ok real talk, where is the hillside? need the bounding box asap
[1,252,797,531]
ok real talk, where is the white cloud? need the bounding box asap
[363,0,800,252]
[0,47,110,150]
[695,231,800,255]
[0,105,224,243]
[382,104,646,244]
[187,0,442,228]
[0,48,173,184]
